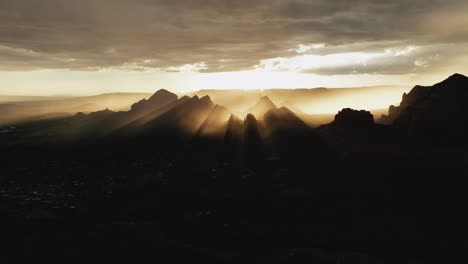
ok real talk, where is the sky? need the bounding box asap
[1,0,468,95]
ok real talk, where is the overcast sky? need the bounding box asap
[1,0,467,95]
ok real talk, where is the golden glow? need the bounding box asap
[193,85,411,117]
[294,88,412,114]
[0,68,438,96]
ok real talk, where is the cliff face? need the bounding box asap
[380,85,432,125]
[379,73,468,137]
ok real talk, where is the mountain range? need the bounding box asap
[1,73,467,147]
[0,85,410,125]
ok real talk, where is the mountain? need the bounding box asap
[0,92,151,124]
[62,91,227,140]
[379,73,468,138]
[63,90,179,137]
[263,107,329,161]
[108,89,179,131]
[243,114,263,164]
[333,108,374,128]
[190,86,410,118]
[246,96,277,119]
[141,95,216,139]
[316,108,392,144]
[2,86,412,126]
[130,89,178,113]
[195,105,231,139]
[224,114,244,146]
[19,73,468,144]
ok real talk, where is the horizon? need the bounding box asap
[0,84,411,97]
[0,70,428,97]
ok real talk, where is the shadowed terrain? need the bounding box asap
[1,74,468,263]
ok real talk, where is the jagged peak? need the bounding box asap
[448,73,468,80]
[436,73,468,87]
[258,96,276,105]
[412,85,427,90]
[227,113,242,123]
[264,106,291,117]
[100,107,113,113]
[74,112,87,118]
[197,95,214,107]
[247,96,278,118]
[131,89,177,112]
[213,104,229,112]
[149,89,177,100]
[245,113,257,122]
[278,106,294,113]
[200,95,212,102]
[264,106,302,122]
[86,108,115,118]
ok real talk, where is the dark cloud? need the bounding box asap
[0,0,467,74]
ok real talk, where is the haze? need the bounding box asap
[1,0,468,96]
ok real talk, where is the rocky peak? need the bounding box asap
[131,89,178,112]
[334,108,374,127]
[247,96,278,119]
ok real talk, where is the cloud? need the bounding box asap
[257,43,467,75]
[0,0,467,74]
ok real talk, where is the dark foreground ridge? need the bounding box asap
[1,74,468,263]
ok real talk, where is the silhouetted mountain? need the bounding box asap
[247,96,277,119]
[334,108,374,128]
[14,73,468,145]
[0,92,151,124]
[54,91,224,141]
[243,114,263,164]
[263,107,329,162]
[264,107,311,134]
[195,105,231,140]
[224,114,244,146]
[64,90,179,137]
[380,73,468,138]
[70,108,115,126]
[88,108,115,118]
[190,85,410,121]
[317,108,391,144]
[127,95,191,128]
[141,95,216,139]
[380,86,431,125]
[107,89,179,131]
[130,89,177,113]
